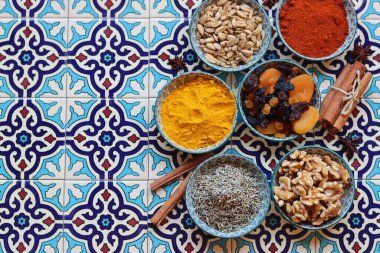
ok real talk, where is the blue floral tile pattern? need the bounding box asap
[0,98,65,180]
[0,0,378,252]
[314,180,380,253]
[0,0,68,18]
[66,99,149,180]
[68,0,149,18]
[314,100,380,179]
[0,19,67,98]
[0,180,64,252]
[64,180,148,252]
[68,18,149,98]
[231,205,316,253]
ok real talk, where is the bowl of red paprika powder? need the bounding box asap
[276,0,357,61]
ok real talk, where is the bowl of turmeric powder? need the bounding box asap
[155,72,237,154]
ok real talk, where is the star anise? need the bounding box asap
[263,0,279,8]
[350,43,372,62]
[339,132,362,155]
[168,56,186,71]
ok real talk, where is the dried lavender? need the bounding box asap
[191,163,262,232]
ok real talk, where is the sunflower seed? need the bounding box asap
[196,0,264,67]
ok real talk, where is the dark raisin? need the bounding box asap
[256,88,266,97]
[276,81,294,92]
[263,94,275,102]
[289,102,310,122]
[247,115,258,126]
[244,74,259,91]
[274,64,293,75]
[257,113,269,128]
[252,96,265,115]
[275,101,291,122]
[277,90,289,102]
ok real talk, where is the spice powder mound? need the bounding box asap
[191,163,262,232]
[161,77,236,149]
[279,0,349,58]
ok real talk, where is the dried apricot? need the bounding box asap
[291,106,319,134]
[256,120,283,135]
[258,68,282,95]
[288,74,315,104]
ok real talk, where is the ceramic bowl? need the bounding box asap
[238,59,321,142]
[155,72,237,154]
[275,0,357,61]
[186,154,271,238]
[271,146,355,230]
[189,0,271,72]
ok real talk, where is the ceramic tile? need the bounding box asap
[66,98,149,180]
[313,20,380,99]
[0,19,67,98]
[0,180,65,252]
[356,0,380,20]
[231,204,316,253]
[314,99,380,180]
[0,0,68,18]
[0,98,66,180]
[314,180,380,253]
[149,0,201,18]
[148,180,233,252]
[68,0,149,18]
[0,0,378,250]
[68,18,149,98]
[148,97,232,180]
[64,180,148,252]
[149,18,229,97]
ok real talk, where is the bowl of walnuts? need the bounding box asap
[271,146,355,229]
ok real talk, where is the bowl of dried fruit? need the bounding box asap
[186,154,271,238]
[271,146,355,230]
[189,0,271,72]
[238,59,321,142]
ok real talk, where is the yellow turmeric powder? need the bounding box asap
[161,77,236,149]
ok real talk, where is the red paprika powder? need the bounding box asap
[279,0,349,58]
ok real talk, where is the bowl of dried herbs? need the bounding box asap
[185,154,270,238]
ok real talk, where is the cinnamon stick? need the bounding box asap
[319,63,352,125]
[321,61,366,127]
[330,72,373,133]
[150,152,212,191]
[151,173,192,226]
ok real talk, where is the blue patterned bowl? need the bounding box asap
[189,0,272,72]
[238,59,321,142]
[155,72,237,154]
[186,154,271,238]
[275,0,357,61]
[271,146,355,230]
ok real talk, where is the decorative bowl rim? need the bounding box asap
[275,0,358,61]
[237,59,321,142]
[154,71,238,154]
[189,0,272,72]
[270,145,356,230]
[185,153,271,238]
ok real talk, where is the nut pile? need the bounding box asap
[274,150,351,226]
[196,0,264,67]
